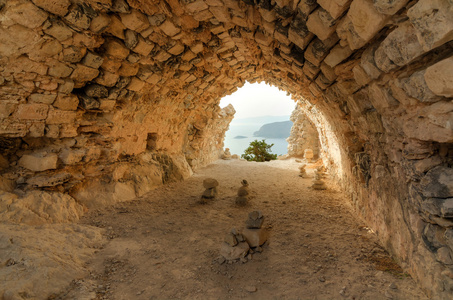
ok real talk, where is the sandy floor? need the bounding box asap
[59,158,428,299]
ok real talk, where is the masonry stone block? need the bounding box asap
[32,0,70,17]
[408,0,453,52]
[374,23,424,72]
[120,10,150,32]
[424,56,453,98]
[318,0,352,19]
[18,153,58,172]
[348,0,388,44]
[5,2,48,29]
[307,9,337,41]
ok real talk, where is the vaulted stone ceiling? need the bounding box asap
[0,0,452,297]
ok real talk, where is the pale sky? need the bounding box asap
[219,82,296,119]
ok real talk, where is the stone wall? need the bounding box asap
[0,0,452,297]
[287,105,320,158]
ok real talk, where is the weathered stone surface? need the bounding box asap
[373,0,409,15]
[82,52,104,69]
[399,71,441,103]
[59,149,86,165]
[64,6,91,30]
[203,178,219,189]
[18,153,58,172]
[27,173,71,187]
[90,13,111,33]
[420,167,453,198]
[220,241,249,261]
[375,23,425,72]
[44,22,73,41]
[104,39,130,59]
[318,0,352,19]
[348,0,388,43]
[246,211,264,229]
[14,104,49,120]
[120,10,149,32]
[408,0,453,52]
[70,65,100,85]
[78,94,100,110]
[424,57,453,98]
[307,9,337,41]
[0,190,84,224]
[53,95,79,111]
[324,44,353,68]
[32,0,71,17]
[224,233,238,247]
[242,228,268,248]
[5,2,48,29]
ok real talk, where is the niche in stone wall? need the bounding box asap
[146,132,158,150]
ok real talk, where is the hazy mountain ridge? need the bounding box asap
[253,120,293,139]
[229,115,291,126]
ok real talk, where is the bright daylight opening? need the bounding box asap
[219,82,296,157]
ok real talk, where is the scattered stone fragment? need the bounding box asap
[245,286,257,293]
[224,233,238,247]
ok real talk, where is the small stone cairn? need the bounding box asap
[219,211,267,264]
[242,210,267,248]
[304,148,314,162]
[235,179,250,206]
[221,148,232,160]
[298,164,307,177]
[200,178,218,204]
[311,166,327,190]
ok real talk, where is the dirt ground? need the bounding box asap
[58,158,428,300]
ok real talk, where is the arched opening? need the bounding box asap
[219,81,295,157]
[0,0,452,298]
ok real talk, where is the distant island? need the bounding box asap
[234,135,248,139]
[253,121,292,139]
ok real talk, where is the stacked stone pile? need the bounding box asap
[304,148,314,161]
[242,210,268,248]
[298,164,307,178]
[219,211,267,263]
[221,148,231,159]
[312,167,327,190]
[200,178,219,204]
[235,179,250,206]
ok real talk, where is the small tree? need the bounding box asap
[241,139,278,162]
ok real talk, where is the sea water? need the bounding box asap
[223,122,289,157]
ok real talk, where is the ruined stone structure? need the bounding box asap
[0,0,452,297]
[287,105,320,158]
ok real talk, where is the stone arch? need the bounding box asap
[0,0,452,297]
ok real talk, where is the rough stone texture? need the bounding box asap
[408,0,453,51]
[0,191,84,225]
[18,153,58,172]
[287,107,320,158]
[0,0,452,298]
[424,56,453,97]
[0,223,104,299]
[242,228,268,248]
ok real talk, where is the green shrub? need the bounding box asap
[241,139,278,162]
